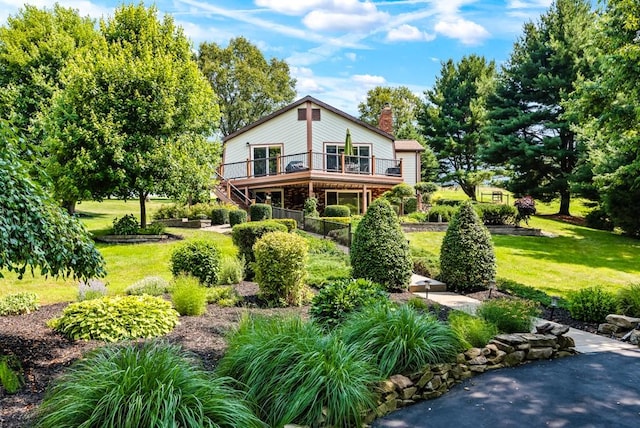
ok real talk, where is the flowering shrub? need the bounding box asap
[514,196,536,226]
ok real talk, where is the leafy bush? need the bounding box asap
[186,202,214,219]
[217,314,379,427]
[567,286,618,323]
[448,311,498,349]
[254,231,309,306]
[0,292,39,316]
[406,211,428,222]
[171,276,208,316]
[474,203,517,225]
[152,203,188,220]
[231,221,287,278]
[433,198,463,207]
[211,207,230,225]
[310,278,389,329]
[351,199,412,291]
[271,218,297,231]
[404,197,418,214]
[476,298,540,333]
[218,256,244,285]
[440,201,496,292]
[415,182,438,205]
[617,284,640,318]
[303,196,319,217]
[585,207,614,231]
[0,355,23,394]
[35,342,263,428]
[124,276,170,296]
[48,295,179,341]
[77,279,107,302]
[111,214,139,235]
[229,209,248,227]
[514,196,536,226]
[427,205,457,222]
[170,240,221,286]
[249,203,272,221]
[323,205,350,217]
[340,304,459,377]
[206,286,241,307]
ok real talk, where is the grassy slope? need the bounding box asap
[408,215,640,298]
[0,199,236,304]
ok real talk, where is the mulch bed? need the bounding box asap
[0,283,423,427]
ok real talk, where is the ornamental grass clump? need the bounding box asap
[48,295,179,342]
[448,311,498,349]
[217,314,379,427]
[339,304,460,377]
[253,231,309,306]
[617,283,640,318]
[476,298,540,333]
[171,276,208,316]
[350,199,412,291]
[35,341,263,428]
[439,200,496,292]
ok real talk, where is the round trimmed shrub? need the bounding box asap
[231,221,288,279]
[250,203,272,221]
[440,200,496,292]
[48,295,179,341]
[35,341,263,428]
[229,209,247,227]
[211,207,230,225]
[310,278,389,329]
[323,205,350,217]
[171,276,208,316]
[350,199,412,291]
[254,231,309,306]
[170,240,221,286]
[339,304,460,377]
[567,286,618,323]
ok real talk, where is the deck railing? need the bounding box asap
[219,150,402,180]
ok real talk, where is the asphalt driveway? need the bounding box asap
[373,349,640,428]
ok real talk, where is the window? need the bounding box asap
[325,144,370,173]
[253,145,281,177]
[297,108,321,121]
[325,191,371,215]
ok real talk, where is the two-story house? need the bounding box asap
[216,95,424,214]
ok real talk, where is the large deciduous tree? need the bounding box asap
[46,4,219,227]
[419,55,496,200]
[197,37,296,137]
[484,0,594,215]
[567,0,640,236]
[358,86,438,181]
[1,121,105,280]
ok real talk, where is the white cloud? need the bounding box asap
[434,18,490,45]
[386,24,435,42]
[0,0,112,21]
[345,52,357,61]
[352,74,386,86]
[302,5,389,32]
[507,0,552,9]
[254,0,327,16]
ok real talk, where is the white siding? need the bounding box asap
[398,152,420,186]
[311,103,394,159]
[224,109,306,164]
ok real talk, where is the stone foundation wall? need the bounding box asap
[366,324,576,423]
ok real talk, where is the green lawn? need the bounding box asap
[408,215,640,298]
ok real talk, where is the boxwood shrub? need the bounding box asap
[271,218,297,231]
[249,203,272,221]
[229,209,247,227]
[35,342,263,428]
[323,205,350,217]
[350,199,412,291]
[170,240,221,286]
[231,221,288,279]
[211,207,230,225]
[254,231,309,306]
[48,295,179,341]
[310,278,389,329]
[474,203,517,225]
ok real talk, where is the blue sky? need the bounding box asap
[1,0,559,115]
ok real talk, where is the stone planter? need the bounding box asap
[153,218,212,228]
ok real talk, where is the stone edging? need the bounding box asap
[401,223,543,236]
[366,322,576,423]
[94,234,169,243]
[153,218,212,228]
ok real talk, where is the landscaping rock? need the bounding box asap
[605,314,640,329]
[629,330,640,346]
[520,333,558,347]
[504,350,526,366]
[490,340,514,353]
[465,348,483,359]
[526,347,554,360]
[494,334,529,345]
[416,371,434,388]
[536,321,570,336]
[378,380,396,393]
[557,335,576,349]
[598,323,620,335]
[390,374,413,390]
[467,355,488,365]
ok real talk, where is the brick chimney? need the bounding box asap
[378,102,393,134]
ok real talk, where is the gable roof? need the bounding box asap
[394,140,425,152]
[222,95,395,143]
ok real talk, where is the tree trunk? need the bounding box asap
[62,200,76,215]
[139,192,147,229]
[461,182,477,201]
[559,189,571,216]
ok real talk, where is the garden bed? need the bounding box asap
[153,218,212,228]
[401,223,544,236]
